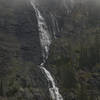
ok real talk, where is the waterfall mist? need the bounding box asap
[30,0,100,8]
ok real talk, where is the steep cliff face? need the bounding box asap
[0,0,42,64]
[34,0,100,100]
[0,0,50,100]
[0,0,100,100]
[45,1,100,100]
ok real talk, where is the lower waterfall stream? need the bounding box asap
[31,1,63,100]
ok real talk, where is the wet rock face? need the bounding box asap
[2,0,42,64]
[14,2,42,64]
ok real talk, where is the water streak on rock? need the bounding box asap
[31,1,63,100]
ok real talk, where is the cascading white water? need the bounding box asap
[50,13,60,39]
[31,1,63,100]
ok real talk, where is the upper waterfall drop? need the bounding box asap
[31,1,63,100]
[31,1,51,60]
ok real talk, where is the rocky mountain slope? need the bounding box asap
[0,0,100,100]
[0,0,50,100]
[45,0,100,100]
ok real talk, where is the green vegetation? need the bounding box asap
[0,1,49,99]
[0,0,100,100]
[47,2,100,100]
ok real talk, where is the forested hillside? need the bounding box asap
[0,0,50,100]
[46,1,100,99]
[0,0,100,100]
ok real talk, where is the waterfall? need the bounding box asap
[50,13,60,39]
[31,1,63,100]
